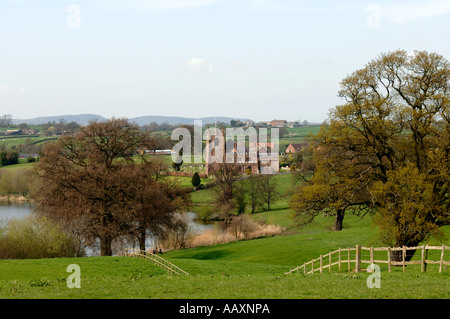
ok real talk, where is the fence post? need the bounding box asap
[320,255,323,274]
[421,245,426,273]
[402,246,406,273]
[338,248,341,272]
[369,247,374,271]
[387,247,391,273]
[355,245,361,273]
[347,248,350,272]
[439,244,445,273]
[329,253,332,273]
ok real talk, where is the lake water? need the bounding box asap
[0,201,213,256]
[0,201,34,220]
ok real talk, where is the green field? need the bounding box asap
[279,126,321,147]
[0,139,448,299]
[0,213,448,299]
[0,161,35,172]
[0,171,448,299]
[0,136,53,149]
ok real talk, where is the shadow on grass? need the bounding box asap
[177,249,233,261]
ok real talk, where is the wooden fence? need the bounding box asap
[285,244,449,275]
[121,248,190,276]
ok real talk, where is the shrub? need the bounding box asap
[0,150,19,166]
[0,215,84,259]
[26,156,36,163]
[0,169,33,197]
[157,213,199,251]
[191,172,201,189]
[193,205,214,222]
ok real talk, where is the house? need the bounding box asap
[22,129,37,135]
[248,142,275,152]
[258,121,271,127]
[287,121,300,128]
[270,120,287,127]
[6,130,22,135]
[285,143,303,154]
[204,128,279,175]
[244,120,255,128]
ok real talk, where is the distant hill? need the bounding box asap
[13,114,107,126]
[13,114,250,126]
[130,116,250,126]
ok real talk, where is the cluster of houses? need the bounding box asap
[0,129,37,136]
[244,119,303,128]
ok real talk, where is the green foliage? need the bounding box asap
[29,278,52,287]
[290,50,450,242]
[0,215,83,259]
[192,205,214,222]
[372,164,446,247]
[26,156,36,163]
[0,150,19,166]
[0,215,447,298]
[0,168,33,197]
[191,172,201,188]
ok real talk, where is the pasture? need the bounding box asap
[0,135,448,300]
[0,213,448,299]
[1,174,448,299]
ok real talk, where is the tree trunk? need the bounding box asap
[138,229,146,252]
[390,242,419,263]
[100,236,113,256]
[333,209,344,231]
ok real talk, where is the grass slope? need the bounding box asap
[0,213,448,299]
[0,170,448,299]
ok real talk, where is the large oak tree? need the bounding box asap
[33,118,189,256]
[290,50,449,259]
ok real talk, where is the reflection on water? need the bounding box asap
[0,201,214,256]
[0,201,34,220]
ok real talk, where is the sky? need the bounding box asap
[1,0,450,123]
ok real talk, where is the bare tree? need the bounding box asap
[33,118,189,256]
[257,174,280,211]
[210,163,242,224]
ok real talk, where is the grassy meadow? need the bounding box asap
[0,128,448,300]
[0,214,448,299]
[0,172,448,299]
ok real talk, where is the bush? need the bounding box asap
[157,213,198,251]
[193,205,214,222]
[0,169,33,197]
[0,150,19,166]
[26,156,36,163]
[191,172,201,189]
[0,215,84,259]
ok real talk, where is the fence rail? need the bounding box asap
[121,248,190,276]
[285,244,449,275]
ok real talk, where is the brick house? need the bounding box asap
[270,120,287,127]
[285,143,303,154]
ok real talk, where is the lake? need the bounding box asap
[0,201,34,220]
[0,201,213,256]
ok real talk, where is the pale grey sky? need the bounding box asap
[1,0,449,122]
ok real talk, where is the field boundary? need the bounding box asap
[121,248,190,276]
[285,244,449,275]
